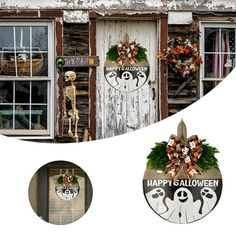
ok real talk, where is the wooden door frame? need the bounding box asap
[89,12,168,140]
[37,161,93,222]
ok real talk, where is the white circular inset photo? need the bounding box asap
[28,160,93,225]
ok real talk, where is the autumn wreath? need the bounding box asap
[157,37,203,77]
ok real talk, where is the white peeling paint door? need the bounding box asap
[96,20,159,139]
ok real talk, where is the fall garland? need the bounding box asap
[106,40,148,66]
[157,37,203,77]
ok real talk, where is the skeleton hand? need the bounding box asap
[62,113,68,123]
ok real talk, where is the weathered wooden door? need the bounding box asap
[96,20,159,139]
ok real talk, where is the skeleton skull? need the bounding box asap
[64,71,76,82]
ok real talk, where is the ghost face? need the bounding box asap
[145,188,167,214]
[105,71,118,87]
[200,187,217,216]
[104,67,149,92]
[55,187,80,201]
[160,187,201,224]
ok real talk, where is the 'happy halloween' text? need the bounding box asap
[147,179,219,187]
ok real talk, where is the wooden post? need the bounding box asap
[89,12,97,140]
[56,18,64,137]
[159,15,169,120]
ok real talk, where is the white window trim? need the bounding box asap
[199,21,236,97]
[0,21,55,139]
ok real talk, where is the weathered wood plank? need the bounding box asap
[96,20,159,139]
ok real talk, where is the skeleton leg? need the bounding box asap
[74,115,79,143]
[68,116,73,138]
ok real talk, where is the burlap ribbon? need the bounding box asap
[166,134,203,179]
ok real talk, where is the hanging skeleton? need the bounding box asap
[62,71,79,142]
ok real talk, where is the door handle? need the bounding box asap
[152,87,156,100]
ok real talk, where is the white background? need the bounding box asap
[1,68,236,234]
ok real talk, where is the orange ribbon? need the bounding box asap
[166,134,203,179]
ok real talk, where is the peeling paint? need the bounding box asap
[63,10,89,23]
[1,0,236,11]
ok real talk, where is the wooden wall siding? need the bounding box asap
[96,20,159,139]
[168,23,199,116]
[62,23,89,142]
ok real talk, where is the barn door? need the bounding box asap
[96,20,159,139]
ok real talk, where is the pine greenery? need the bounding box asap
[198,139,219,170]
[146,141,169,171]
[106,44,119,61]
[146,139,219,171]
[106,44,148,62]
[136,45,148,62]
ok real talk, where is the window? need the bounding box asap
[200,22,236,96]
[0,21,54,138]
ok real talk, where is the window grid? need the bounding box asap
[200,23,236,96]
[0,21,54,138]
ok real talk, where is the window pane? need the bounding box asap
[222,54,235,77]
[204,54,220,78]
[15,27,30,48]
[0,52,16,76]
[0,81,13,103]
[15,81,30,103]
[38,53,48,76]
[0,26,14,49]
[31,105,47,129]
[205,28,219,52]
[15,105,29,129]
[221,28,235,53]
[32,26,48,51]
[16,52,31,76]
[203,81,221,96]
[0,105,13,129]
[32,51,47,76]
[32,81,47,103]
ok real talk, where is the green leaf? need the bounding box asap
[135,45,148,62]
[106,44,119,62]
[146,141,169,171]
[198,140,219,170]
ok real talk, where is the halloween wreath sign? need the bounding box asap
[143,120,222,224]
[55,171,80,201]
[104,34,150,92]
[157,37,203,78]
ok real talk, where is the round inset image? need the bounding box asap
[28,161,92,225]
[143,124,222,224]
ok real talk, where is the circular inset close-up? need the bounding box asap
[28,161,93,225]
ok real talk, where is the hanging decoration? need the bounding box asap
[104,34,150,92]
[55,170,80,201]
[157,37,203,77]
[143,120,222,224]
